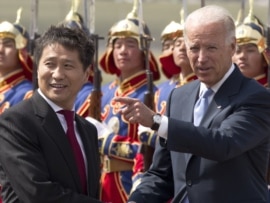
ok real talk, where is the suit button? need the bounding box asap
[187,180,192,186]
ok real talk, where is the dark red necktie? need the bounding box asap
[58,110,87,194]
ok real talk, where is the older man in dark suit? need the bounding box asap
[0,25,103,203]
[114,5,270,203]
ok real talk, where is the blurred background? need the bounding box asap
[0,0,268,83]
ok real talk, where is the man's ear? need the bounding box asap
[231,37,237,56]
[84,65,91,83]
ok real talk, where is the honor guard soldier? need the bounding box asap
[61,0,95,118]
[232,3,270,201]
[87,1,160,202]
[233,6,269,87]
[158,7,197,113]
[0,21,33,113]
[0,20,33,203]
[159,21,182,80]
[138,7,197,162]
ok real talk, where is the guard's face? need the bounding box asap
[113,37,144,79]
[0,38,19,75]
[173,37,190,70]
[232,43,267,78]
[185,22,236,87]
[37,43,89,109]
[162,39,174,55]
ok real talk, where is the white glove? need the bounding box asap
[86,117,112,138]
[138,124,153,136]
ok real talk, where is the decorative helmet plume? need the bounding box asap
[13,7,30,49]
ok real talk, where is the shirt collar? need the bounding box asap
[37,88,75,113]
[199,63,235,95]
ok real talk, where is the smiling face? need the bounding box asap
[232,43,267,78]
[185,21,236,87]
[37,43,90,109]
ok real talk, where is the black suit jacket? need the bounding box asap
[0,91,103,203]
[129,67,270,203]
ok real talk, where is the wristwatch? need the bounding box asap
[151,113,162,131]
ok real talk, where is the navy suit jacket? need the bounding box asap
[0,91,103,203]
[129,67,270,203]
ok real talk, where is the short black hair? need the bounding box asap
[34,24,95,71]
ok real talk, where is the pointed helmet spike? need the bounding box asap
[235,9,242,26]
[126,0,138,19]
[72,0,80,13]
[248,0,253,17]
[180,0,187,24]
[65,0,81,22]
[180,8,184,25]
[244,0,256,23]
[15,7,23,24]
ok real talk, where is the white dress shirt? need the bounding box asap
[157,64,235,140]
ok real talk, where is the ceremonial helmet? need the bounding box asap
[0,21,27,49]
[99,0,160,81]
[235,1,268,64]
[236,17,266,54]
[160,21,182,45]
[159,8,184,79]
[0,21,33,81]
[62,0,89,35]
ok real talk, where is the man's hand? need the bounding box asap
[113,97,155,127]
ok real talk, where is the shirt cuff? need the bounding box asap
[157,115,168,140]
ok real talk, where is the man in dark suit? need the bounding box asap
[0,25,103,202]
[114,5,270,203]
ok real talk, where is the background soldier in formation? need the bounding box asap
[86,1,160,202]
[0,21,33,113]
[0,10,33,203]
[233,1,269,87]
[59,0,96,118]
[137,7,197,172]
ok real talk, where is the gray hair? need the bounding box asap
[184,5,235,45]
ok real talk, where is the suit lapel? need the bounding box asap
[32,91,83,192]
[200,66,243,127]
[175,81,199,122]
[186,67,244,163]
[180,82,200,162]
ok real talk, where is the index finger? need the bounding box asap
[113,97,136,105]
